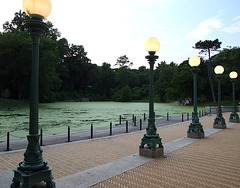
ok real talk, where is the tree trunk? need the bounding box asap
[207,49,216,102]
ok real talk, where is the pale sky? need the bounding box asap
[1,0,240,68]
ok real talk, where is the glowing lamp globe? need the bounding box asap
[229,71,238,79]
[144,37,160,52]
[23,0,52,19]
[214,65,224,75]
[189,56,201,67]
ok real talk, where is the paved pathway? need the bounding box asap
[91,116,240,187]
[1,112,239,188]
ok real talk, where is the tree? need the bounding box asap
[114,55,133,68]
[97,63,115,97]
[171,61,193,104]
[3,10,61,41]
[39,37,62,102]
[155,61,178,102]
[0,30,62,101]
[138,66,149,90]
[58,43,92,93]
[86,62,115,100]
[45,21,61,41]
[0,11,62,102]
[114,55,134,88]
[0,30,31,99]
[112,85,132,102]
[211,47,240,99]
[3,10,29,32]
[193,39,222,102]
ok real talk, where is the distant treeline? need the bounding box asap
[0,11,240,103]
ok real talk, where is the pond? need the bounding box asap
[0,101,204,141]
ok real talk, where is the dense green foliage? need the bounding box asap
[0,11,239,104]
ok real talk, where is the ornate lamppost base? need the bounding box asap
[187,131,205,139]
[213,117,226,129]
[11,166,55,188]
[139,147,164,158]
[229,113,239,123]
[187,123,205,139]
[229,118,240,123]
[139,134,164,158]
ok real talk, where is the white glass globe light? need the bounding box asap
[23,0,52,18]
[229,71,238,79]
[144,37,160,52]
[214,65,224,75]
[189,56,201,67]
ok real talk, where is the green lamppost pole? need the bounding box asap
[139,37,163,158]
[11,0,55,187]
[229,71,239,122]
[213,65,226,129]
[187,56,204,139]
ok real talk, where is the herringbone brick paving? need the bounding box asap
[0,113,233,182]
[91,115,240,188]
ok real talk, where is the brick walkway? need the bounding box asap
[1,112,239,188]
[91,119,240,188]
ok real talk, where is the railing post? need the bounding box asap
[110,122,112,136]
[182,113,184,122]
[40,128,43,146]
[132,114,134,122]
[126,120,128,133]
[91,124,93,139]
[167,112,169,121]
[144,113,146,121]
[134,116,136,126]
[140,119,142,130]
[6,132,10,151]
[119,115,122,124]
[187,113,189,120]
[68,126,70,142]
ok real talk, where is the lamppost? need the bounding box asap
[187,56,204,139]
[139,37,163,158]
[213,65,226,129]
[11,0,55,187]
[229,71,239,122]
